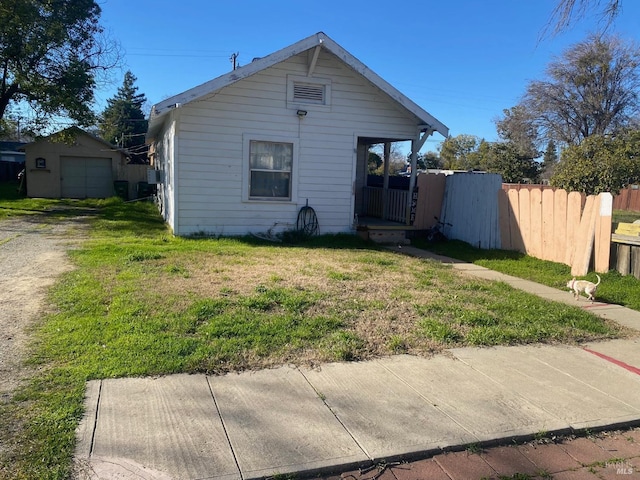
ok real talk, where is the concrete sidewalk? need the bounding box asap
[74,250,640,480]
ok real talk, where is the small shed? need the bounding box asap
[147,32,449,237]
[25,127,147,199]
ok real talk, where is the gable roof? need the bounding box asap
[27,126,130,159]
[148,32,448,139]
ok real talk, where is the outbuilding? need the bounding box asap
[25,127,146,199]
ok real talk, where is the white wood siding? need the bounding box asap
[171,49,420,236]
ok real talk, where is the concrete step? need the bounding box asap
[366,228,409,245]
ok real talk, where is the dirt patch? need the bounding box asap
[0,214,88,398]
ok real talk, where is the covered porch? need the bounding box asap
[354,128,434,228]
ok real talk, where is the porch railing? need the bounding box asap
[362,186,408,223]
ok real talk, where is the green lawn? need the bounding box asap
[0,187,636,479]
[412,237,640,312]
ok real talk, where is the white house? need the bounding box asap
[146,32,449,237]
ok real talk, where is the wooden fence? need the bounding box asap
[410,177,636,277]
[413,173,446,229]
[613,186,640,212]
[504,184,640,212]
[114,164,151,200]
[498,187,612,276]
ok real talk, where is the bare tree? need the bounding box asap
[544,0,622,37]
[523,35,640,145]
[495,106,540,159]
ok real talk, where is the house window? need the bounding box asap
[249,141,293,200]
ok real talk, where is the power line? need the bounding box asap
[127,53,230,58]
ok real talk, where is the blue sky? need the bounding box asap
[96,0,640,152]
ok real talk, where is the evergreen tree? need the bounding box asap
[541,139,559,180]
[99,71,148,163]
[484,142,541,184]
[550,130,640,195]
[368,151,382,173]
[420,151,442,169]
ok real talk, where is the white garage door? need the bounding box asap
[61,157,113,198]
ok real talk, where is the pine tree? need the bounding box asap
[99,71,148,163]
[542,139,559,180]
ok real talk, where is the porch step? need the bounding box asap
[362,228,410,245]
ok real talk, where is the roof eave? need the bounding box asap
[150,33,327,121]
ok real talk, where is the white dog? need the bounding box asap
[567,274,601,301]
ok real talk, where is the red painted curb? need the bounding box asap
[579,303,610,309]
[583,347,640,376]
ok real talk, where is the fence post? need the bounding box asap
[594,192,612,273]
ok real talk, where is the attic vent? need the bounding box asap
[293,82,325,104]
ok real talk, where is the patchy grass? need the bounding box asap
[0,192,635,479]
[412,238,640,312]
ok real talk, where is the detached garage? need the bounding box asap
[24,127,147,199]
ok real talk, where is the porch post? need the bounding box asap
[383,142,391,220]
[407,127,434,224]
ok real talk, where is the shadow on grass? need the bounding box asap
[411,238,527,263]
[183,226,381,251]
[92,199,169,236]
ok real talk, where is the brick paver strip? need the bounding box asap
[325,465,397,480]
[434,451,496,479]
[552,467,602,479]
[390,459,451,480]
[626,428,640,446]
[593,434,640,460]
[481,445,539,477]
[560,437,616,465]
[591,461,640,480]
[517,442,582,474]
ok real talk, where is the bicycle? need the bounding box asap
[425,216,452,242]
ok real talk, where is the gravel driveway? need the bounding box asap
[0,213,88,398]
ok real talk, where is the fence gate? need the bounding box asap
[440,173,503,250]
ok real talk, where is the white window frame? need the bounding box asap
[287,75,331,111]
[242,134,298,203]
